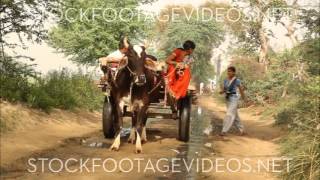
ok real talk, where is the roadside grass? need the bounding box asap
[0,117,9,133]
[0,57,103,113]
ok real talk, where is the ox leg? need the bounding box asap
[141,126,147,144]
[141,106,149,144]
[110,101,123,151]
[128,111,137,144]
[135,128,142,154]
[110,132,121,151]
[131,110,142,153]
[135,105,148,153]
[128,128,136,144]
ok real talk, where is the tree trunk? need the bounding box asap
[280,0,299,47]
[258,27,268,69]
[280,21,298,46]
[281,86,287,98]
[256,0,269,69]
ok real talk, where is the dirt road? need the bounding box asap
[0,96,283,180]
[198,96,284,180]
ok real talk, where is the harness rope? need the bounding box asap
[109,64,136,88]
[126,66,136,76]
[148,79,162,95]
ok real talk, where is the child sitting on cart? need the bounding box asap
[99,37,129,80]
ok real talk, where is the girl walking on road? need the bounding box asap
[219,66,247,136]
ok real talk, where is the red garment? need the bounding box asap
[167,49,191,100]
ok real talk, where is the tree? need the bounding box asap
[277,0,299,46]
[0,0,59,87]
[298,8,320,39]
[231,0,286,69]
[0,0,58,49]
[152,6,224,83]
[48,0,154,65]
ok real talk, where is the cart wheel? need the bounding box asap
[178,95,191,142]
[102,96,115,138]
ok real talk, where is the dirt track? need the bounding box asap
[0,96,283,180]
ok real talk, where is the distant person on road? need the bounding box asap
[219,66,247,136]
[200,82,204,95]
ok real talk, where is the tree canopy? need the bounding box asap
[48,0,153,65]
[0,0,58,47]
[151,6,224,83]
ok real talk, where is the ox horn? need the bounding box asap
[124,36,129,48]
[142,40,149,49]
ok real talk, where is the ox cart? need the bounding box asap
[99,69,195,142]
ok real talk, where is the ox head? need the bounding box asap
[120,37,147,86]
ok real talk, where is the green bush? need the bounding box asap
[0,56,37,102]
[26,82,56,112]
[276,76,320,180]
[268,39,319,179]
[36,69,103,111]
[1,56,103,112]
[299,38,320,76]
[42,70,78,110]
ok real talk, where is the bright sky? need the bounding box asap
[5,35,78,74]
[4,0,319,74]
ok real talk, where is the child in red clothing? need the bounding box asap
[166,40,196,100]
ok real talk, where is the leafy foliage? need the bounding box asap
[49,0,151,65]
[298,9,320,39]
[0,0,59,46]
[153,6,224,83]
[274,38,320,180]
[29,69,103,111]
[276,76,320,180]
[0,55,38,102]
[0,56,102,112]
[298,38,320,76]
